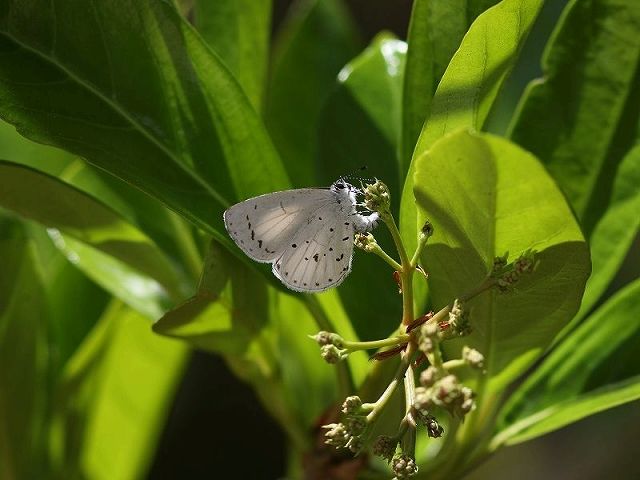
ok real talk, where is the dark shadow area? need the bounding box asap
[148,351,286,480]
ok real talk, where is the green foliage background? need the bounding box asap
[0,0,638,478]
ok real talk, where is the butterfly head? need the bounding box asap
[331,179,360,204]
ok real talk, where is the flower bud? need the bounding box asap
[320,344,348,364]
[419,366,440,387]
[341,395,363,415]
[364,180,391,213]
[392,453,418,478]
[462,346,485,369]
[413,386,434,413]
[354,232,377,252]
[346,435,364,453]
[373,435,397,463]
[322,423,350,449]
[311,331,343,347]
[344,415,367,436]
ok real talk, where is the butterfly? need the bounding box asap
[223,179,379,292]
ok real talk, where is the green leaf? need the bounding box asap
[191,0,271,111]
[154,240,267,355]
[414,130,590,391]
[318,33,405,197]
[0,161,188,300]
[494,279,640,446]
[0,119,203,276]
[0,218,52,479]
[0,0,289,254]
[49,300,188,480]
[317,33,406,340]
[22,223,110,370]
[51,232,172,320]
[266,0,360,186]
[400,0,544,256]
[508,0,640,320]
[401,0,501,168]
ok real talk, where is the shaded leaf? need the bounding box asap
[266,0,360,186]
[508,0,640,320]
[0,0,288,258]
[414,130,590,391]
[494,279,640,446]
[317,33,406,340]
[192,0,271,110]
[0,218,52,479]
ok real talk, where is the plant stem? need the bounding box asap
[343,335,410,352]
[401,362,417,457]
[366,342,416,424]
[303,295,355,398]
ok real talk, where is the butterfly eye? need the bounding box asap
[336,182,345,189]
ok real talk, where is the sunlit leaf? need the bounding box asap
[508,0,640,322]
[494,279,640,446]
[49,301,188,480]
[414,130,590,392]
[401,0,501,168]
[0,161,188,300]
[400,0,544,257]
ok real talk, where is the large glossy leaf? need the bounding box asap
[191,0,271,111]
[494,279,640,447]
[317,33,406,340]
[0,161,188,300]
[401,0,501,168]
[414,130,590,392]
[0,0,289,256]
[0,218,52,479]
[266,0,360,186]
[400,0,544,256]
[509,0,640,320]
[49,301,189,480]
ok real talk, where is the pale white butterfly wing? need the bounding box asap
[272,201,355,292]
[224,188,335,262]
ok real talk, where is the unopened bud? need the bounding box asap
[392,453,418,478]
[341,395,363,415]
[462,346,485,369]
[364,180,391,213]
[311,331,343,347]
[322,423,350,449]
[373,435,397,463]
[354,232,377,252]
[344,415,367,436]
[419,366,440,387]
[321,344,348,364]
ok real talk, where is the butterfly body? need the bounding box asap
[224,180,378,292]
